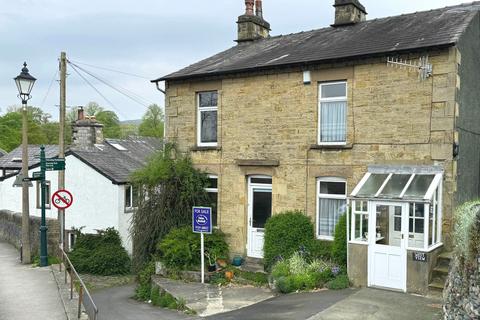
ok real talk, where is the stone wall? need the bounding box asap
[443,256,480,319]
[0,209,60,258]
[165,48,459,255]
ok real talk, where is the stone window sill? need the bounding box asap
[190,146,222,152]
[310,144,353,150]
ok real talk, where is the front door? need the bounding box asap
[247,176,272,258]
[368,202,407,291]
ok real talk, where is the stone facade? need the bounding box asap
[0,209,60,258]
[165,48,459,257]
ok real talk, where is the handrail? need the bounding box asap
[58,246,99,320]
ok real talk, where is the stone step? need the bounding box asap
[428,279,445,292]
[433,265,449,274]
[437,251,453,268]
[241,257,265,273]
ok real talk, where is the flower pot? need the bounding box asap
[225,270,234,281]
[232,256,243,266]
[216,259,227,269]
[207,264,216,272]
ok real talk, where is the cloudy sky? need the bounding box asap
[0,0,469,120]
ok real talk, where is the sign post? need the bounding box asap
[192,207,212,284]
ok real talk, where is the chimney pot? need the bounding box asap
[78,106,85,121]
[245,0,254,15]
[255,0,263,18]
[332,0,367,27]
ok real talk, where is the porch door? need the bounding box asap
[368,202,407,291]
[247,176,272,258]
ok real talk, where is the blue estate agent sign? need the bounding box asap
[192,207,212,234]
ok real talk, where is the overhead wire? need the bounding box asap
[68,59,153,80]
[68,63,129,119]
[68,60,154,108]
[40,69,59,111]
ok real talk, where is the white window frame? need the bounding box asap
[350,200,369,245]
[205,174,218,227]
[124,184,138,212]
[318,81,348,145]
[36,180,51,209]
[197,91,218,147]
[316,177,347,240]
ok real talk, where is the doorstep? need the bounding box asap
[152,276,275,317]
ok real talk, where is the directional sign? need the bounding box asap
[33,171,44,179]
[192,207,212,234]
[44,158,65,171]
[52,189,73,210]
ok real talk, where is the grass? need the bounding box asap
[31,255,60,267]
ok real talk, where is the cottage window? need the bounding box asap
[205,175,218,226]
[197,91,218,147]
[318,82,347,144]
[317,178,347,240]
[125,184,138,211]
[36,181,51,209]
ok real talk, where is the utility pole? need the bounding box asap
[58,52,66,250]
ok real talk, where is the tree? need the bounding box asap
[85,101,103,117]
[138,104,164,138]
[96,110,121,138]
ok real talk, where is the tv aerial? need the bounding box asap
[387,56,433,81]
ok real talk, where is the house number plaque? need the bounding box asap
[412,252,427,262]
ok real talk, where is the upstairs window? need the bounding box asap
[125,184,138,212]
[318,82,347,144]
[197,91,218,147]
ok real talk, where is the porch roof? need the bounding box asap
[350,165,443,202]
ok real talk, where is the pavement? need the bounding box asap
[0,241,67,320]
[153,277,275,317]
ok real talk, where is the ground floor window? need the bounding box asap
[205,175,218,226]
[36,181,51,209]
[317,178,347,240]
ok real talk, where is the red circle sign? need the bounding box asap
[52,189,73,210]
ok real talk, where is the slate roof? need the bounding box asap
[70,137,162,184]
[0,148,6,158]
[155,2,480,81]
[0,145,59,171]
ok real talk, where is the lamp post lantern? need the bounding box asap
[14,62,36,264]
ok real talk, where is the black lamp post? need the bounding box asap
[14,62,36,264]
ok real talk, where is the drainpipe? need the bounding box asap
[155,81,166,95]
[153,81,167,141]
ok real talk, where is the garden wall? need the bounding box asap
[0,209,60,258]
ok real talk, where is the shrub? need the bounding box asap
[332,213,347,265]
[326,274,350,290]
[310,240,333,260]
[69,228,131,275]
[264,211,315,270]
[271,251,336,293]
[157,226,229,270]
[135,261,155,301]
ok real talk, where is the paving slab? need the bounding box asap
[153,276,275,317]
[0,241,67,320]
[308,288,443,320]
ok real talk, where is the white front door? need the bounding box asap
[247,176,272,258]
[368,202,407,291]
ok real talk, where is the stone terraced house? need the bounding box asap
[151,0,480,294]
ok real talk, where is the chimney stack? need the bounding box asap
[71,107,104,150]
[236,0,270,43]
[332,0,367,27]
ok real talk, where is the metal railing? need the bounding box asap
[59,246,99,320]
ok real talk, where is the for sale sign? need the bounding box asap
[192,207,212,234]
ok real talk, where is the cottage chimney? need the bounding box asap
[71,108,104,150]
[236,0,270,43]
[332,0,367,27]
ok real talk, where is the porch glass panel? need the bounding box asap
[379,174,411,198]
[404,175,435,198]
[357,174,389,197]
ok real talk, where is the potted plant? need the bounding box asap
[205,251,217,272]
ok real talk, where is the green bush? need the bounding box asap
[69,228,131,275]
[264,211,315,270]
[326,274,350,290]
[135,261,156,301]
[157,226,229,270]
[332,213,347,265]
[310,240,333,260]
[271,251,335,293]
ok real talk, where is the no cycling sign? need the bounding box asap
[51,189,73,210]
